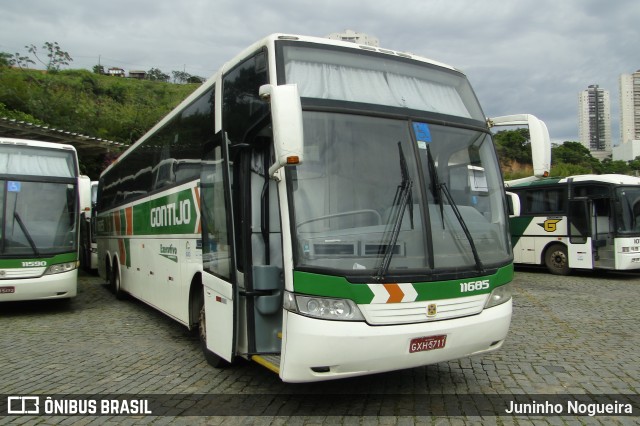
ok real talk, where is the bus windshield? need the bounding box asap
[615,186,640,234]
[0,145,78,257]
[289,112,510,280]
[1,181,78,257]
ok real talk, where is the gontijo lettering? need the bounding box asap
[150,200,191,228]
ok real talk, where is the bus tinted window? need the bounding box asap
[99,88,214,210]
[222,52,269,145]
[523,188,565,214]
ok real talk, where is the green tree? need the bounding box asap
[550,141,602,176]
[600,158,631,174]
[628,156,640,174]
[9,52,34,69]
[172,70,191,84]
[0,52,12,67]
[493,129,532,165]
[26,42,73,72]
[187,75,205,84]
[147,67,169,82]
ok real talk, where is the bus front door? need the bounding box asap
[568,198,594,269]
[200,133,237,364]
[240,146,284,361]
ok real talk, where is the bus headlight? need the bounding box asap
[484,284,512,309]
[44,262,77,275]
[283,291,364,321]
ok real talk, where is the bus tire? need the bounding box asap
[111,263,126,300]
[544,244,571,275]
[199,299,228,368]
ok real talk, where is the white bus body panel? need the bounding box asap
[203,272,235,362]
[279,300,511,383]
[0,270,77,302]
[568,238,594,269]
[615,237,640,269]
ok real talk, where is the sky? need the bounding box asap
[1,0,638,145]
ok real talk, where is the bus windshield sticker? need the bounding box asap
[7,181,21,192]
[412,122,432,150]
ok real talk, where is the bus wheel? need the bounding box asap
[111,264,126,300]
[545,244,570,275]
[199,302,228,368]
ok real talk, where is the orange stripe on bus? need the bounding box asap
[125,207,133,236]
[114,210,121,235]
[194,187,202,233]
[383,283,404,303]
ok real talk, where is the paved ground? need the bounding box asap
[0,267,639,424]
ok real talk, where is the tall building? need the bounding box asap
[613,71,640,162]
[619,70,640,144]
[578,85,612,161]
[326,30,379,47]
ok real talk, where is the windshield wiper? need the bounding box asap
[375,142,413,281]
[426,145,485,274]
[14,212,40,257]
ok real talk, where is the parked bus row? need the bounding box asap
[6,34,637,383]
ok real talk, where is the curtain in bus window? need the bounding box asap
[0,151,73,177]
[385,74,471,117]
[285,60,471,117]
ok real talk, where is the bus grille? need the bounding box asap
[360,294,488,325]
[0,268,46,279]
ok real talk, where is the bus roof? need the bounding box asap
[227,33,460,73]
[509,174,640,188]
[0,137,77,153]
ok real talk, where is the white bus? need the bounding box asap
[96,34,544,382]
[508,174,640,274]
[0,138,81,301]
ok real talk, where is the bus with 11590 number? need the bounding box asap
[0,137,81,301]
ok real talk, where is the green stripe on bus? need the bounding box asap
[293,264,513,304]
[0,252,78,269]
[98,186,199,237]
[509,216,535,247]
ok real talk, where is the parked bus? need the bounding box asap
[0,138,80,301]
[507,174,640,275]
[96,34,547,382]
[79,176,99,272]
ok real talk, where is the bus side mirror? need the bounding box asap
[259,84,304,178]
[506,191,520,217]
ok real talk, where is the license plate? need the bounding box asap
[0,286,15,294]
[409,335,447,353]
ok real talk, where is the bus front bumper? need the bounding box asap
[0,270,78,302]
[279,299,512,383]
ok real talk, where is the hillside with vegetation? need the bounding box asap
[0,63,198,177]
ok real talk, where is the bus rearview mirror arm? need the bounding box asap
[259,84,304,180]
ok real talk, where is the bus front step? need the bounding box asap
[251,354,281,374]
